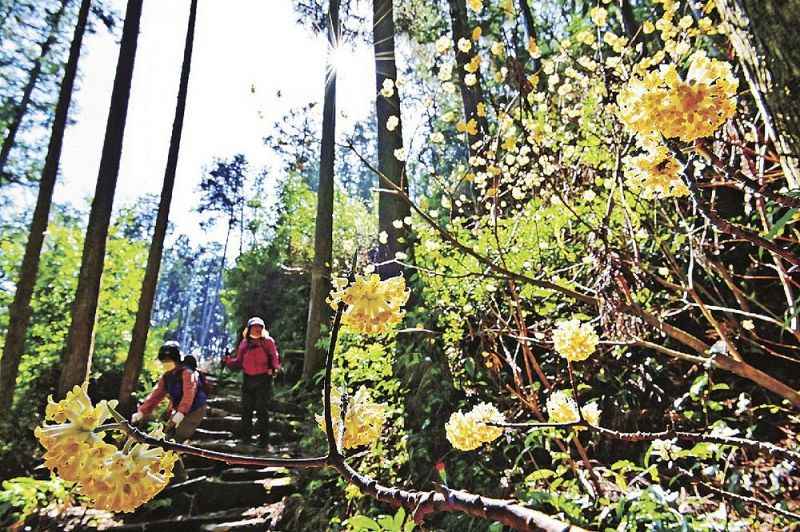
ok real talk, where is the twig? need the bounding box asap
[672,149,800,266]
[116,421,327,468]
[696,480,800,521]
[496,420,800,465]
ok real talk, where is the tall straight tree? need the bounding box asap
[57,0,143,398]
[716,0,800,189]
[118,0,198,412]
[302,0,340,380]
[373,0,410,279]
[0,0,69,181]
[0,0,92,419]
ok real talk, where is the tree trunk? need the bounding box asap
[715,0,800,188]
[448,0,489,148]
[198,223,230,352]
[518,0,541,73]
[179,268,195,347]
[374,0,411,279]
[0,0,69,182]
[0,0,91,419]
[302,0,339,380]
[118,0,198,412]
[618,0,640,44]
[57,0,143,398]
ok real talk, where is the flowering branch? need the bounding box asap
[330,457,586,531]
[346,139,800,409]
[115,420,327,468]
[672,149,800,267]
[695,480,800,521]
[696,138,800,209]
[344,139,597,306]
[495,420,800,465]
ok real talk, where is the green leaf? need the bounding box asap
[525,469,556,483]
[765,208,798,239]
[345,515,382,531]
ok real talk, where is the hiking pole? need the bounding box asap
[218,348,230,383]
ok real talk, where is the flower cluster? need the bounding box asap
[650,438,682,461]
[617,51,738,142]
[553,319,599,362]
[445,402,505,451]
[35,384,178,512]
[328,274,410,335]
[545,390,601,427]
[623,145,688,199]
[316,386,387,450]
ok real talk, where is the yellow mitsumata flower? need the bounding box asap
[316,386,387,450]
[328,274,410,335]
[552,319,599,362]
[35,383,179,512]
[445,402,505,451]
[467,0,483,13]
[624,145,688,199]
[617,51,738,142]
[546,390,601,427]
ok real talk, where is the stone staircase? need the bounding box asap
[95,378,308,531]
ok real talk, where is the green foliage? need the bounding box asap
[0,476,73,528]
[344,507,415,531]
[0,207,165,477]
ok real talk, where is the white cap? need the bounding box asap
[247,317,265,328]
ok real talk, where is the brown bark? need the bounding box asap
[715,0,800,188]
[57,0,143,398]
[118,0,198,413]
[302,0,340,380]
[374,0,411,279]
[0,0,92,419]
[0,0,69,182]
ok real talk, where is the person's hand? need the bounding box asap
[131,412,144,424]
[171,412,185,427]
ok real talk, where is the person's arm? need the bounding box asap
[176,369,198,414]
[137,377,167,416]
[265,337,280,372]
[225,340,246,369]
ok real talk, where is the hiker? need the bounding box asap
[224,317,280,444]
[130,341,209,443]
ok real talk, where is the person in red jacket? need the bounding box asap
[131,341,208,442]
[224,317,280,444]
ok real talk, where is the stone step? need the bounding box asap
[185,466,221,479]
[157,476,207,498]
[207,397,305,416]
[218,466,289,482]
[199,415,241,433]
[194,477,295,511]
[100,507,257,531]
[199,416,303,441]
[200,517,271,531]
[188,439,299,457]
[192,427,234,440]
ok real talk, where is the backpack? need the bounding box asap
[198,370,215,397]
